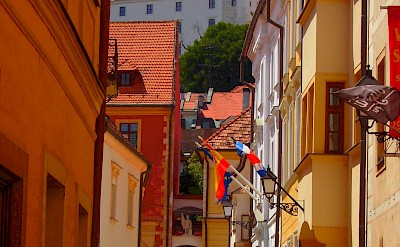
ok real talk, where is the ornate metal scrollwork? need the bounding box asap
[369,128,400,156]
[269,203,300,216]
[232,221,249,229]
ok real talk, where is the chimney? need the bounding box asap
[198,95,204,109]
[242,87,250,111]
[206,88,214,103]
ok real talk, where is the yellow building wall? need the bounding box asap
[0,0,103,246]
[316,1,350,74]
[297,155,349,246]
[301,5,317,91]
[203,150,245,247]
[280,181,300,244]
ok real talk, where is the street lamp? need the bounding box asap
[355,68,380,247]
[223,201,233,218]
[260,167,304,216]
[222,200,233,246]
[260,167,277,200]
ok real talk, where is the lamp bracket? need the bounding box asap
[232,221,250,229]
[368,130,400,156]
[269,203,300,216]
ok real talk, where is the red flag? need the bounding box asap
[388,6,400,137]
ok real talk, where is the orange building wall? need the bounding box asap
[0,1,104,246]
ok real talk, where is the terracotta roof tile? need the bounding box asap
[107,21,177,105]
[206,107,251,149]
[201,91,244,120]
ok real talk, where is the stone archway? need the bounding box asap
[299,222,325,247]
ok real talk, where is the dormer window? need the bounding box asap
[119,71,134,86]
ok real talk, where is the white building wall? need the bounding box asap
[110,0,252,53]
[100,131,147,247]
[247,1,286,245]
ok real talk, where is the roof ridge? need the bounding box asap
[206,106,251,142]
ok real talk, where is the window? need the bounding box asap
[119,6,126,16]
[120,123,139,148]
[232,0,236,6]
[45,175,65,247]
[325,82,344,153]
[282,118,287,183]
[176,2,182,11]
[110,163,121,220]
[147,4,153,14]
[209,0,215,9]
[119,71,134,86]
[288,104,294,175]
[294,231,299,247]
[295,88,301,165]
[127,175,137,226]
[301,85,314,157]
[208,18,216,27]
[0,165,22,246]
[78,205,88,247]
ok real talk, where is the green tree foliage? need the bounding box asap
[180,22,248,92]
[179,152,203,195]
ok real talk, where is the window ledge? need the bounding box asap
[126,224,135,230]
[110,218,118,224]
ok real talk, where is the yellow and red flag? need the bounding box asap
[202,141,231,200]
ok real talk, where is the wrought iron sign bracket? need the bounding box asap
[232,221,249,229]
[269,203,300,216]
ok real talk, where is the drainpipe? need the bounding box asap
[91,0,110,246]
[138,169,149,247]
[165,24,179,245]
[265,0,284,246]
[359,0,368,246]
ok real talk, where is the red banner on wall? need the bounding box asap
[388,6,400,138]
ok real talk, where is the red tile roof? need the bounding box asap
[182,93,203,111]
[206,107,251,149]
[201,91,244,120]
[107,21,177,105]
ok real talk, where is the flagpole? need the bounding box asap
[228,165,264,197]
[197,136,264,197]
[229,175,258,201]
